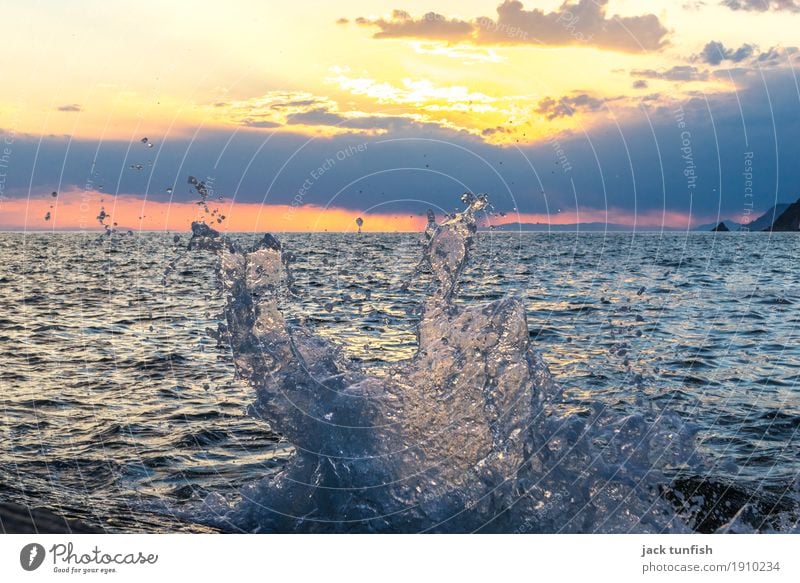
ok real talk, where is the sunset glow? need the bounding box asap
[1,191,707,232]
[2,1,799,230]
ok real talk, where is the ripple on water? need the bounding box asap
[0,230,797,531]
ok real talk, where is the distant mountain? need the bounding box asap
[765,199,800,231]
[488,222,682,232]
[697,202,793,232]
[695,219,741,231]
[743,203,790,231]
[490,201,800,233]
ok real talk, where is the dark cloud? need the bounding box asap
[286,107,465,134]
[352,1,669,53]
[474,0,669,52]
[752,45,799,64]
[241,119,282,128]
[536,93,606,120]
[4,70,800,226]
[222,92,340,129]
[268,97,330,111]
[482,126,512,136]
[336,17,349,25]
[631,65,709,81]
[56,104,82,112]
[639,93,663,102]
[702,45,799,80]
[699,41,755,65]
[221,91,479,137]
[355,10,473,41]
[721,0,800,11]
[632,79,649,89]
[286,108,345,126]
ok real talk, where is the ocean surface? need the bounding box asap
[1,229,798,532]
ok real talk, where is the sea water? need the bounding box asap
[0,200,798,532]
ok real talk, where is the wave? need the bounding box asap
[182,194,798,533]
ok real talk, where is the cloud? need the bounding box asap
[631,65,709,82]
[682,1,708,10]
[326,71,498,110]
[285,108,346,126]
[474,0,669,52]
[410,41,502,63]
[216,91,339,129]
[481,126,512,136]
[351,1,669,53]
[721,0,800,11]
[5,69,800,229]
[215,87,481,138]
[698,41,755,65]
[355,10,473,41]
[285,106,475,136]
[241,119,282,128]
[632,79,649,89]
[751,45,800,64]
[695,43,800,82]
[694,41,799,69]
[535,93,607,120]
[56,104,82,112]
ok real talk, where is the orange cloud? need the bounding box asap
[2,191,707,232]
[352,2,669,53]
[0,191,426,233]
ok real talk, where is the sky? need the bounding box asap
[1,0,799,231]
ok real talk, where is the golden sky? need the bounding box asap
[3,0,794,141]
[2,1,800,230]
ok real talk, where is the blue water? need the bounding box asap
[0,229,798,531]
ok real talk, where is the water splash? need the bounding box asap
[186,194,719,533]
[188,175,226,224]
